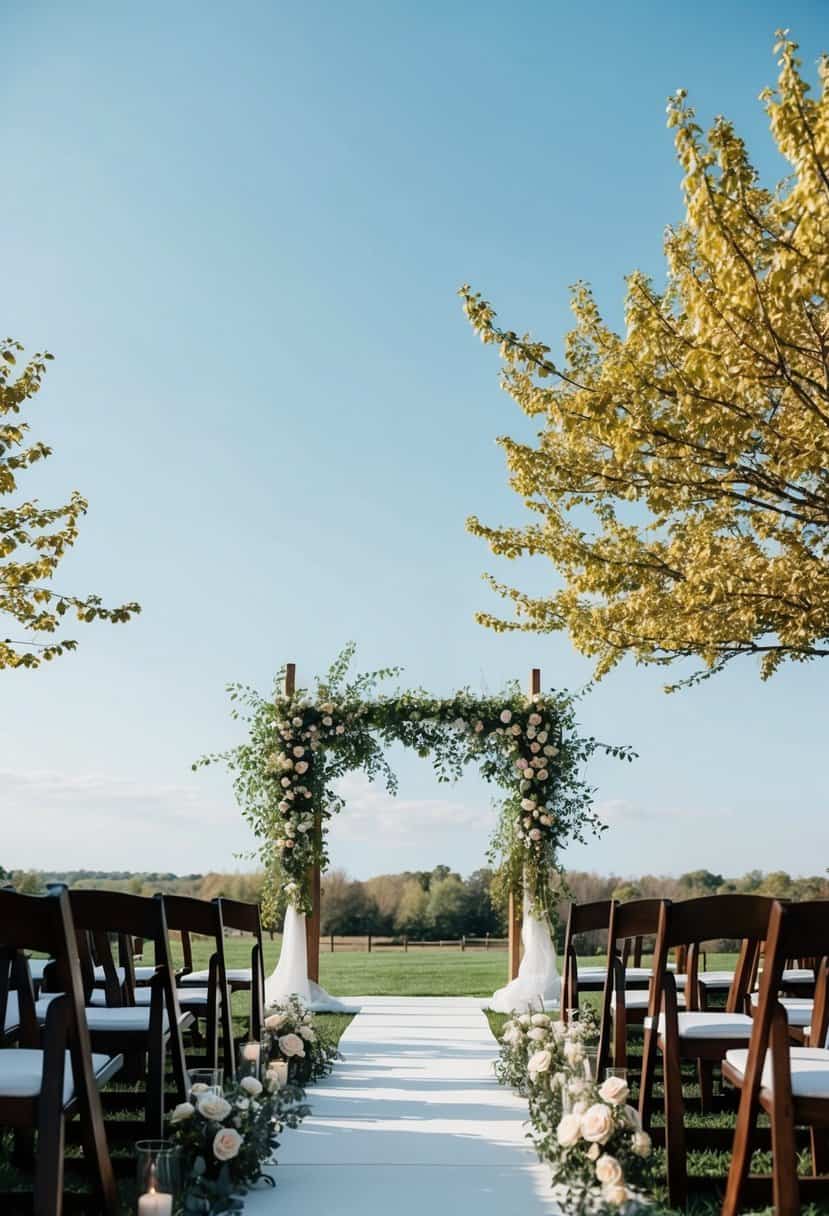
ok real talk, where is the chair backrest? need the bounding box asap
[756,900,829,1048]
[217,898,265,1034]
[561,899,615,1016]
[162,894,226,977]
[0,888,103,1109]
[651,894,775,1015]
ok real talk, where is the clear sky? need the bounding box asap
[2,2,827,882]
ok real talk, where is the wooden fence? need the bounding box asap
[323,934,509,953]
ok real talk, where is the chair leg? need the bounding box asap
[32,1115,64,1216]
[146,1035,166,1138]
[663,1040,688,1209]
[638,1023,658,1131]
[77,1105,120,1216]
[770,1008,800,1216]
[698,1059,715,1114]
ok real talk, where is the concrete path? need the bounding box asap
[246,996,557,1214]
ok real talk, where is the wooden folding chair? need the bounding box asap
[161,894,234,1079]
[597,898,675,1078]
[639,893,774,1207]
[0,887,121,1215]
[722,899,829,1216]
[182,898,265,1041]
[40,889,192,1141]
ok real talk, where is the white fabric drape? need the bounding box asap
[488,889,561,1013]
[264,905,356,1013]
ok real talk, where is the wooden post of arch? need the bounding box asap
[507,666,542,981]
[283,662,321,984]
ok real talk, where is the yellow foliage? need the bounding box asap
[462,34,829,689]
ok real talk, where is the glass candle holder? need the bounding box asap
[187,1067,223,1103]
[238,1038,266,1080]
[267,1058,289,1090]
[135,1140,179,1215]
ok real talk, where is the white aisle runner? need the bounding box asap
[246,996,558,1215]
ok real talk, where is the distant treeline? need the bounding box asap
[4,865,826,946]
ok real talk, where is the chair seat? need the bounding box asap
[180,967,251,986]
[782,968,815,984]
[35,998,187,1035]
[698,970,735,988]
[93,965,156,985]
[27,959,53,982]
[750,994,814,1029]
[88,987,211,1008]
[613,989,686,1010]
[725,1046,829,1098]
[645,1011,754,1039]
[0,1049,120,1105]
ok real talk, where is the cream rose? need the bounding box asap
[278,1032,305,1058]
[595,1155,624,1185]
[586,1142,599,1160]
[632,1130,652,1157]
[580,1103,614,1145]
[527,1049,553,1081]
[526,1027,547,1042]
[556,1112,581,1147]
[500,709,512,724]
[170,1101,194,1124]
[197,1093,232,1122]
[299,1025,316,1042]
[564,1040,584,1068]
[531,1013,551,1027]
[599,1075,629,1105]
[239,1076,263,1097]
[213,1127,243,1162]
[265,1012,289,1032]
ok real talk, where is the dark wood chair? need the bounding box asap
[597,898,674,1078]
[722,899,829,1216]
[0,887,122,1215]
[561,899,616,1018]
[162,894,234,1079]
[639,893,775,1207]
[182,898,265,1041]
[40,888,192,1141]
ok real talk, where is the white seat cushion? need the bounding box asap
[613,989,686,1010]
[35,998,184,1034]
[782,968,815,984]
[93,965,156,985]
[750,994,814,1029]
[27,960,52,982]
[725,1046,829,1098]
[0,1049,115,1104]
[180,967,251,986]
[644,1011,754,1039]
[576,966,606,980]
[698,970,735,987]
[88,987,210,1008]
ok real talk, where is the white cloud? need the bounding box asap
[594,798,731,827]
[329,772,494,841]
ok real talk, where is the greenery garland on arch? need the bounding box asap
[197,645,634,917]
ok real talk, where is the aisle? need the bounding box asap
[246,996,557,1214]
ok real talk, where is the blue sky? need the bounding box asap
[1,2,827,881]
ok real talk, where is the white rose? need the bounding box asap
[539,814,551,826]
[580,1103,614,1145]
[510,723,521,735]
[556,1112,581,1147]
[528,712,542,726]
[336,724,345,734]
[531,1013,551,1027]
[527,1027,547,1041]
[278,1033,305,1058]
[197,1093,232,1122]
[571,1098,588,1116]
[587,1142,600,1161]
[595,1155,624,1185]
[530,742,541,754]
[213,1127,243,1162]
[292,745,305,758]
[604,1184,629,1207]
[520,797,536,811]
[322,715,333,726]
[239,1076,263,1097]
[265,1009,290,1031]
[564,1040,584,1067]
[537,769,549,781]
[528,1049,553,1081]
[500,709,512,724]
[537,731,548,743]
[529,828,542,841]
[518,1013,532,1027]
[599,1075,629,1106]
[474,721,484,732]
[299,1025,316,1041]
[292,716,303,727]
[295,760,309,774]
[631,1130,652,1157]
[170,1101,195,1124]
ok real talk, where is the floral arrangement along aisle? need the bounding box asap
[496,1011,655,1213]
[264,995,341,1086]
[168,1069,309,1213]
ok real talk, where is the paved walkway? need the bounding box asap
[246,996,557,1214]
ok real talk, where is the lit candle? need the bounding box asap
[138,1188,173,1216]
[270,1059,288,1089]
[242,1042,261,1063]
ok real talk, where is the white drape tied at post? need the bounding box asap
[264,905,356,1013]
[488,889,561,1013]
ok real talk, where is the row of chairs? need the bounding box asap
[0,884,267,1215]
[560,894,829,1214]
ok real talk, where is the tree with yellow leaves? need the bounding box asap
[1,338,140,669]
[463,33,829,689]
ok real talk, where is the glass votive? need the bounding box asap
[187,1067,223,1103]
[604,1066,628,1085]
[135,1140,179,1215]
[582,1050,599,1081]
[266,1058,289,1090]
[238,1038,266,1080]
